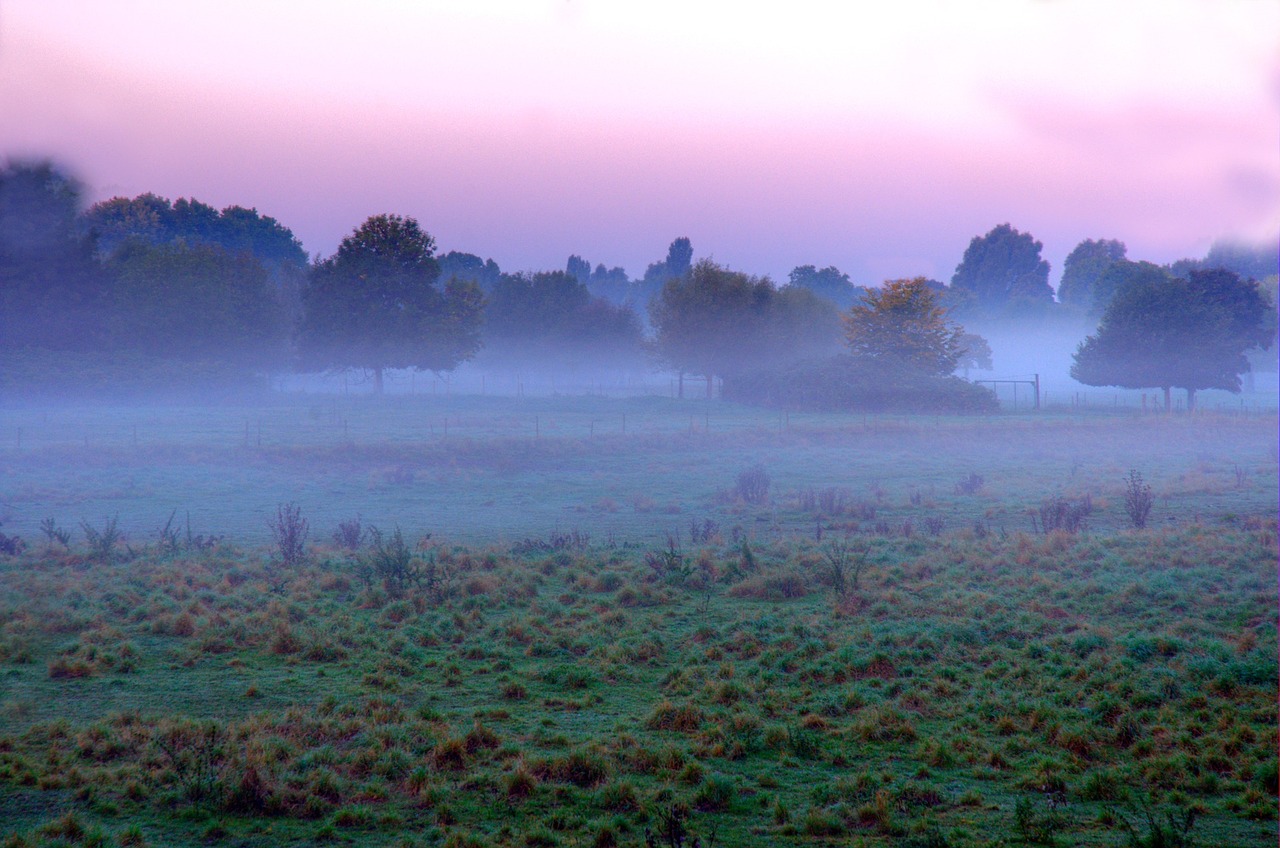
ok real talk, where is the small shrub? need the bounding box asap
[332,516,365,551]
[693,774,735,812]
[1124,470,1154,529]
[269,502,309,567]
[734,465,770,505]
[0,527,24,556]
[40,517,71,549]
[955,473,984,495]
[81,516,124,563]
[1036,494,1092,534]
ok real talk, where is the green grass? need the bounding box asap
[0,396,1276,846]
[0,523,1276,846]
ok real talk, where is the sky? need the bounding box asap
[1,0,1276,286]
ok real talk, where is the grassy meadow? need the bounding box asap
[0,396,1276,847]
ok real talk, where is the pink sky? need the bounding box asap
[1,1,1276,285]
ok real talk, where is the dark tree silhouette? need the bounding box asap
[1057,238,1126,313]
[0,160,109,354]
[787,264,867,310]
[300,214,483,393]
[1071,268,1274,410]
[650,260,839,397]
[950,223,1053,316]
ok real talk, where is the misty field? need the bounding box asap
[0,398,1277,847]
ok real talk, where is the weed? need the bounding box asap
[821,536,869,597]
[1109,792,1199,848]
[40,516,71,549]
[269,502,309,567]
[333,515,365,551]
[733,465,770,505]
[1124,470,1154,529]
[955,473,984,495]
[81,516,124,563]
[1035,494,1093,534]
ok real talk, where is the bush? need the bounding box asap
[1124,470,1154,529]
[733,466,770,504]
[723,355,998,413]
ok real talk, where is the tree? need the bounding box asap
[0,160,109,354]
[787,264,867,310]
[438,250,502,292]
[483,270,643,367]
[1071,269,1274,411]
[108,240,285,370]
[84,193,309,326]
[650,260,840,397]
[842,278,969,376]
[951,223,1054,316]
[956,332,993,377]
[634,237,694,307]
[299,214,483,392]
[1057,238,1126,313]
[1090,260,1169,318]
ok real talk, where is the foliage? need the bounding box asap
[0,160,110,355]
[950,223,1054,315]
[83,193,307,272]
[360,526,420,594]
[1071,268,1275,409]
[107,240,286,370]
[1056,238,1127,313]
[650,260,839,390]
[268,502,308,568]
[1124,470,1154,529]
[438,250,503,292]
[732,465,770,505]
[1034,494,1092,534]
[1090,259,1170,318]
[787,264,866,309]
[482,270,643,366]
[842,277,970,376]
[299,214,484,391]
[80,516,124,563]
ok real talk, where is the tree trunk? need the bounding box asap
[1186,387,1196,412]
[1162,386,1171,412]
[374,366,384,395]
[706,373,713,399]
[678,371,684,399]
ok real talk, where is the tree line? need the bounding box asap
[1,159,1274,408]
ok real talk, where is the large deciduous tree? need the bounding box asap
[950,223,1054,316]
[483,270,642,367]
[1071,268,1274,411]
[787,264,866,310]
[842,278,970,376]
[1056,238,1126,314]
[108,240,285,370]
[0,160,109,354]
[299,214,483,393]
[649,260,839,397]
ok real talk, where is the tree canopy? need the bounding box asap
[843,278,970,377]
[83,193,307,273]
[1056,238,1126,313]
[483,270,642,366]
[0,160,109,354]
[1071,268,1275,410]
[649,260,839,395]
[108,240,284,369]
[950,223,1054,316]
[787,264,866,310]
[299,214,483,392]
